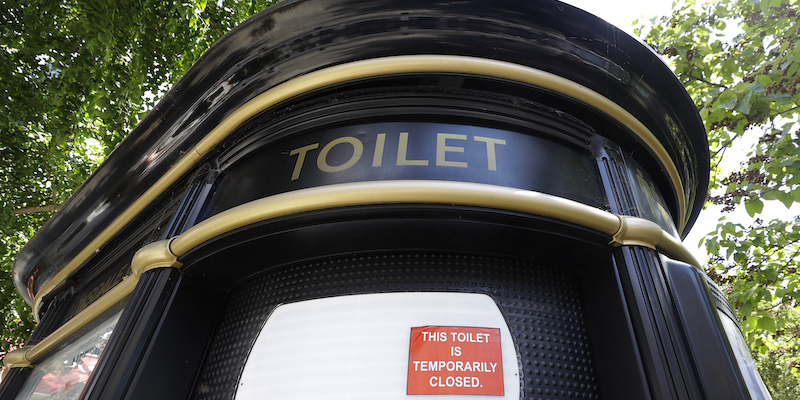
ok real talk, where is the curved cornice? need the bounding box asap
[30,55,692,318]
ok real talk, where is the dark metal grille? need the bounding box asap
[191,252,600,400]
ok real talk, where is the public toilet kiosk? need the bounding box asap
[1,0,772,399]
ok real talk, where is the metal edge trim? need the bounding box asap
[130,240,181,276]
[2,347,31,371]
[171,180,617,252]
[168,181,697,267]
[31,54,686,319]
[3,277,137,370]
[9,181,699,370]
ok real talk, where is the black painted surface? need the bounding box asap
[0,368,31,399]
[664,260,751,400]
[81,269,180,400]
[120,278,225,400]
[178,204,615,287]
[204,121,604,216]
[14,0,708,306]
[613,247,704,400]
[579,261,653,400]
[3,1,736,400]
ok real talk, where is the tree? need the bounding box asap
[0,0,277,361]
[754,307,800,398]
[638,0,800,396]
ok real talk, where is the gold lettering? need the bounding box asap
[397,132,428,166]
[289,143,320,180]
[436,133,468,168]
[372,133,386,167]
[317,136,364,173]
[474,136,506,171]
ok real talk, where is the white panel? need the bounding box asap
[236,292,519,399]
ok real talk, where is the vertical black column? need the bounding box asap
[594,135,705,399]
[81,268,181,400]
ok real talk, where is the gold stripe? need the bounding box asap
[32,55,686,319]
[3,277,137,370]
[170,181,697,265]
[130,240,181,276]
[614,215,698,265]
[170,180,620,254]
[3,247,168,370]
[9,180,698,370]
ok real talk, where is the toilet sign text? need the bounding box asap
[288,132,506,181]
[407,326,503,396]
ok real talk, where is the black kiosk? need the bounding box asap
[1,0,772,399]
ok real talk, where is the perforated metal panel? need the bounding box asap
[191,252,599,400]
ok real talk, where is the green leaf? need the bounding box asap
[762,190,779,200]
[718,91,739,109]
[777,191,794,208]
[763,268,778,282]
[734,90,753,114]
[744,285,760,301]
[706,236,720,255]
[745,198,764,216]
[756,75,773,87]
[792,188,800,202]
[740,301,755,317]
[757,316,777,333]
[764,93,792,103]
[759,0,771,15]
[748,81,765,93]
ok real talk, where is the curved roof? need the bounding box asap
[14,0,708,307]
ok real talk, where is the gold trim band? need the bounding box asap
[172,180,620,254]
[2,347,31,371]
[169,181,696,265]
[3,277,137,374]
[7,180,698,371]
[32,55,687,319]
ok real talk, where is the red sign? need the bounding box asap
[407,326,503,395]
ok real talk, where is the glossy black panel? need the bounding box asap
[203,121,604,217]
[81,269,181,400]
[579,260,652,400]
[14,0,708,306]
[664,260,750,399]
[593,135,678,236]
[0,363,31,398]
[179,205,614,286]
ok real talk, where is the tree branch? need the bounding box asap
[770,105,800,118]
[688,73,729,89]
[14,204,60,215]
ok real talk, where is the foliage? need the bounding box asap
[0,0,277,360]
[754,307,800,400]
[704,218,800,347]
[638,0,800,393]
